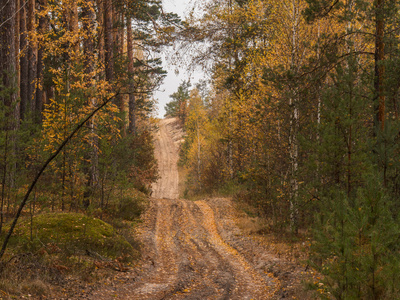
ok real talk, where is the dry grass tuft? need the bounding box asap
[236,215,268,235]
[0,255,52,299]
[233,199,311,262]
[21,279,50,297]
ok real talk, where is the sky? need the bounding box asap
[153,0,204,118]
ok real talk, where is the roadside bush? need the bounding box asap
[104,191,147,222]
[117,196,146,221]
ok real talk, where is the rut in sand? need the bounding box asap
[123,118,276,299]
[82,118,308,300]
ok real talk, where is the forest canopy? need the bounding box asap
[0,0,181,262]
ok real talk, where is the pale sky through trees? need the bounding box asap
[155,0,203,118]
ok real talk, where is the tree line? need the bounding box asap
[0,0,179,255]
[166,0,400,298]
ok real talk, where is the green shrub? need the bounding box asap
[117,196,146,221]
[104,192,147,222]
[310,180,400,299]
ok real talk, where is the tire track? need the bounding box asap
[136,118,276,299]
[152,118,180,199]
[84,118,280,299]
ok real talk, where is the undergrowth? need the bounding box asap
[0,192,147,299]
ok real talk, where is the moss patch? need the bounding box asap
[5,212,135,261]
[0,212,142,298]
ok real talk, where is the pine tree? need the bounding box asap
[165,80,191,123]
[311,177,400,299]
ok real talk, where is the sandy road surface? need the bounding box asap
[134,118,275,298]
[152,118,180,199]
[78,118,308,300]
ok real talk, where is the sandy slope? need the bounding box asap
[151,118,181,199]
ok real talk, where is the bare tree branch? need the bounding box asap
[0,92,119,261]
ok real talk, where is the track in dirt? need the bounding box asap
[82,118,307,300]
[128,118,276,299]
[128,198,276,299]
[152,118,180,200]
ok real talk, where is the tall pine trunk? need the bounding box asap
[127,17,136,135]
[113,11,124,118]
[374,0,385,131]
[97,0,105,78]
[27,0,37,114]
[35,0,48,123]
[15,0,20,102]
[104,0,114,82]
[374,0,386,186]
[20,0,29,120]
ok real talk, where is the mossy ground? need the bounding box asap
[0,211,142,299]
[8,213,135,259]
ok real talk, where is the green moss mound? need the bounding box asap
[6,213,135,260]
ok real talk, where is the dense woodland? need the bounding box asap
[2,0,400,298]
[165,0,400,298]
[0,0,180,292]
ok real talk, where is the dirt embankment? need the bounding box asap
[75,118,312,300]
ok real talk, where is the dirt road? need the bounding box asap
[134,118,275,298]
[81,118,309,299]
[152,118,180,199]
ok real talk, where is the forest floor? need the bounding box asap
[58,118,317,300]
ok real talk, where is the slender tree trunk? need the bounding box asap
[15,0,20,102]
[0,92,119,260]
[0,132,8,233]
[61,148,66,211]
[373,0,386,186]
[83,1,95,75]
[114,12,124,127]
[27,0,37,114]
[35,0,48,123]
[104,0,114,82]
[83,0,99,189]
[119,13,125,117]
[374,0,385,131]
[346,0,354,196]
[35,48,44,121]
[226,0,234,181]
[70,0,79,55]
[97,0,105,77]
[316,22,322,190]
[289,0,299,234]
[20,0,29,120]
[127,17,137,135]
